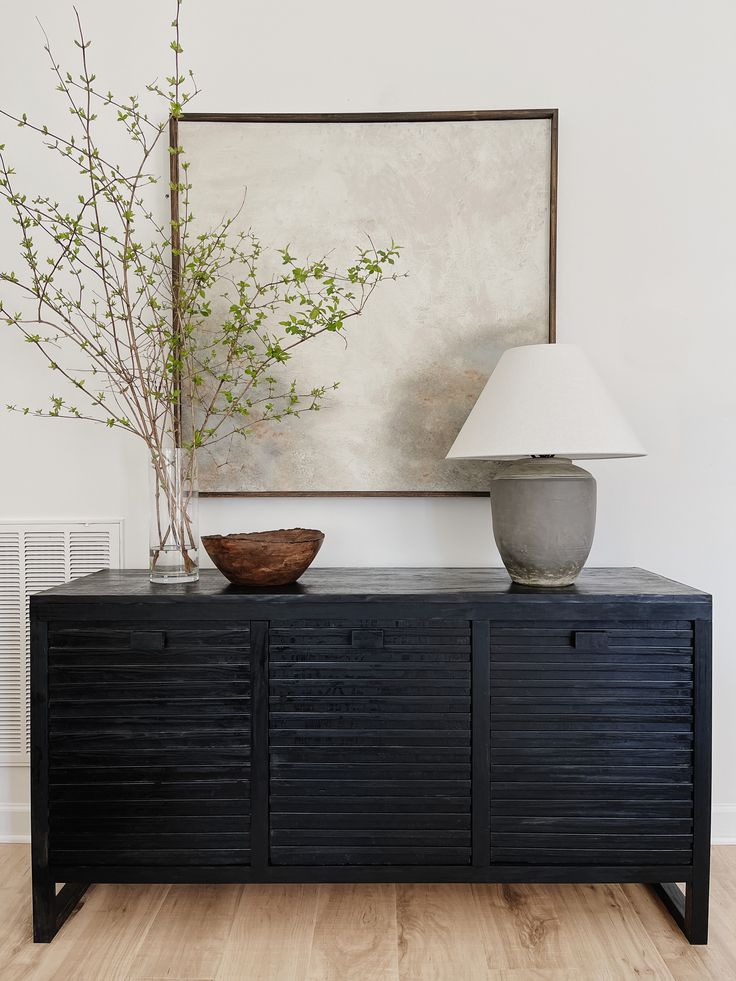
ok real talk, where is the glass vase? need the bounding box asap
[149,446,199,584]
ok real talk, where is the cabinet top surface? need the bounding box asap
[31,567,710,606]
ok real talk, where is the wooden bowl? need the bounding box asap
[201,528,325,586]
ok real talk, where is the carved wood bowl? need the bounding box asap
[201,528,325,586]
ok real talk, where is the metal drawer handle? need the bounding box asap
[573,630,609,652]
[351,628,384,649]
[130,630,166,651]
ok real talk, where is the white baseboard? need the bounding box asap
[712,804,736,844]
[0,804,30,843]
[1,803,735,847]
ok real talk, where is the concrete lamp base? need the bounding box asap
[489,457,597,587]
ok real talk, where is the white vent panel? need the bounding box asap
[0,521,123,763]
[0,533,23,756]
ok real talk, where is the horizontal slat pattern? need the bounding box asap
[269,618,471,866]
[490,621,694,866]
[47,623,251,868]
[49,849,249,866]
[49,627,251,650]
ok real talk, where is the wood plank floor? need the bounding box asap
[1,847,735,980]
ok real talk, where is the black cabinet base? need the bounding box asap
[652,878,710,945]
[36,865,709,944]
[32,871,89,943]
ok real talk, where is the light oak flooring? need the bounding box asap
[1,846,736,980]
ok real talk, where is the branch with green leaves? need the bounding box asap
[0,0,404,469]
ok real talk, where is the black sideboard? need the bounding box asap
[30,567,712,943]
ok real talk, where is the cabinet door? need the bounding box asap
[47,623,252,867]
[269,619,471,865]
[490,621,694,865]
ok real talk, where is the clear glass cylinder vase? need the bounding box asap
[149,446,199,584]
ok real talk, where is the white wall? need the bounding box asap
[1,0,734,840]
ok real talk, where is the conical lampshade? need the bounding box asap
[446,343,646,461]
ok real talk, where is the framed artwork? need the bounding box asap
[173,110,558,496]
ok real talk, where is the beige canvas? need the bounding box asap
[180,117,552,494]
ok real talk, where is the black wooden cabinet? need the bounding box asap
[268,618,472,866]
[488,621,697,866]
[30,568,712,944]
[46,623,252,868]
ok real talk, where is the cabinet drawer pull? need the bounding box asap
[130,630,166,651]
[351,628,384,649]
[573,630,609,652]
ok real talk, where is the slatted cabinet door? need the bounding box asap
[268,619,472,865]
[47,623,252,867]
[489,621,695,865]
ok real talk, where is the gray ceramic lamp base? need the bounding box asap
[489,457,597,587]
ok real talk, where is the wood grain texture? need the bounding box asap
[4,884,169,981]
[490,622,696,868]
[397,883,491,980]
[473,882,562,973]
[270,619,471,866]
[306,883,399,981]
[32,566,710,602]
[126,883,242,980]
[2,846,736,980]
[201,529,325,586]
[46,621,252,871]
[214,884,319,981]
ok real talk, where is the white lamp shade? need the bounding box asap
[446,343,646,461]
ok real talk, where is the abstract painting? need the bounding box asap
[176,111,557,495]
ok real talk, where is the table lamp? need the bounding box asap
[446,343,646,586]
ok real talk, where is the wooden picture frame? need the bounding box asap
[172,110,558,497]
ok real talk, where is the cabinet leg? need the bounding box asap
[32,868,89,943]
[652,875,709,945]
[32,868,56,943]
[685,868,709,944]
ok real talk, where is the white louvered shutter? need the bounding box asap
[0,532,23,756]
[0,521,122,762]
